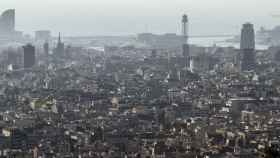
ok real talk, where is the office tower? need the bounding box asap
[3,48,22,70]
[240,23,256,71]
[0,9,15,35]
[44,42,49,55]
[0,9,22,40]
[182,14,190,68]
[23,44,36,68]
[35,30,51,41]
[55,33,65,56]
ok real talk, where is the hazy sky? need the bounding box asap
[1,0,280,36]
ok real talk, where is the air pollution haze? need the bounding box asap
[2,0,280,158]
[1,0,280,36]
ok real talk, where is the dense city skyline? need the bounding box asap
[1,1,280,158]
[1,0,280,36]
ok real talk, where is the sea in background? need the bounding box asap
[54,35,271,52]
[189,37,269,50]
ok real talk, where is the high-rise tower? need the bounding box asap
[240,23,255,71]
[182,14,190,68]
[23,44,36,68]
[0,9,15,36]
[55,32,65,56]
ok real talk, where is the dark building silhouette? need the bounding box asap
[55,33,65,56]
[240,23,256,71]
[183,44,190,67]
[182,14,190,68]
[23,44,36,68]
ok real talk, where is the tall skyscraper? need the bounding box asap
[23,44,36,68]
[0,9,15,35]
[240,23,256,71]
[182,14,190,68]
[55,33,65,56]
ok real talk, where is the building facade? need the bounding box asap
[240,23,256,71]
[0,9,15,34]
[23,44,36,68]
